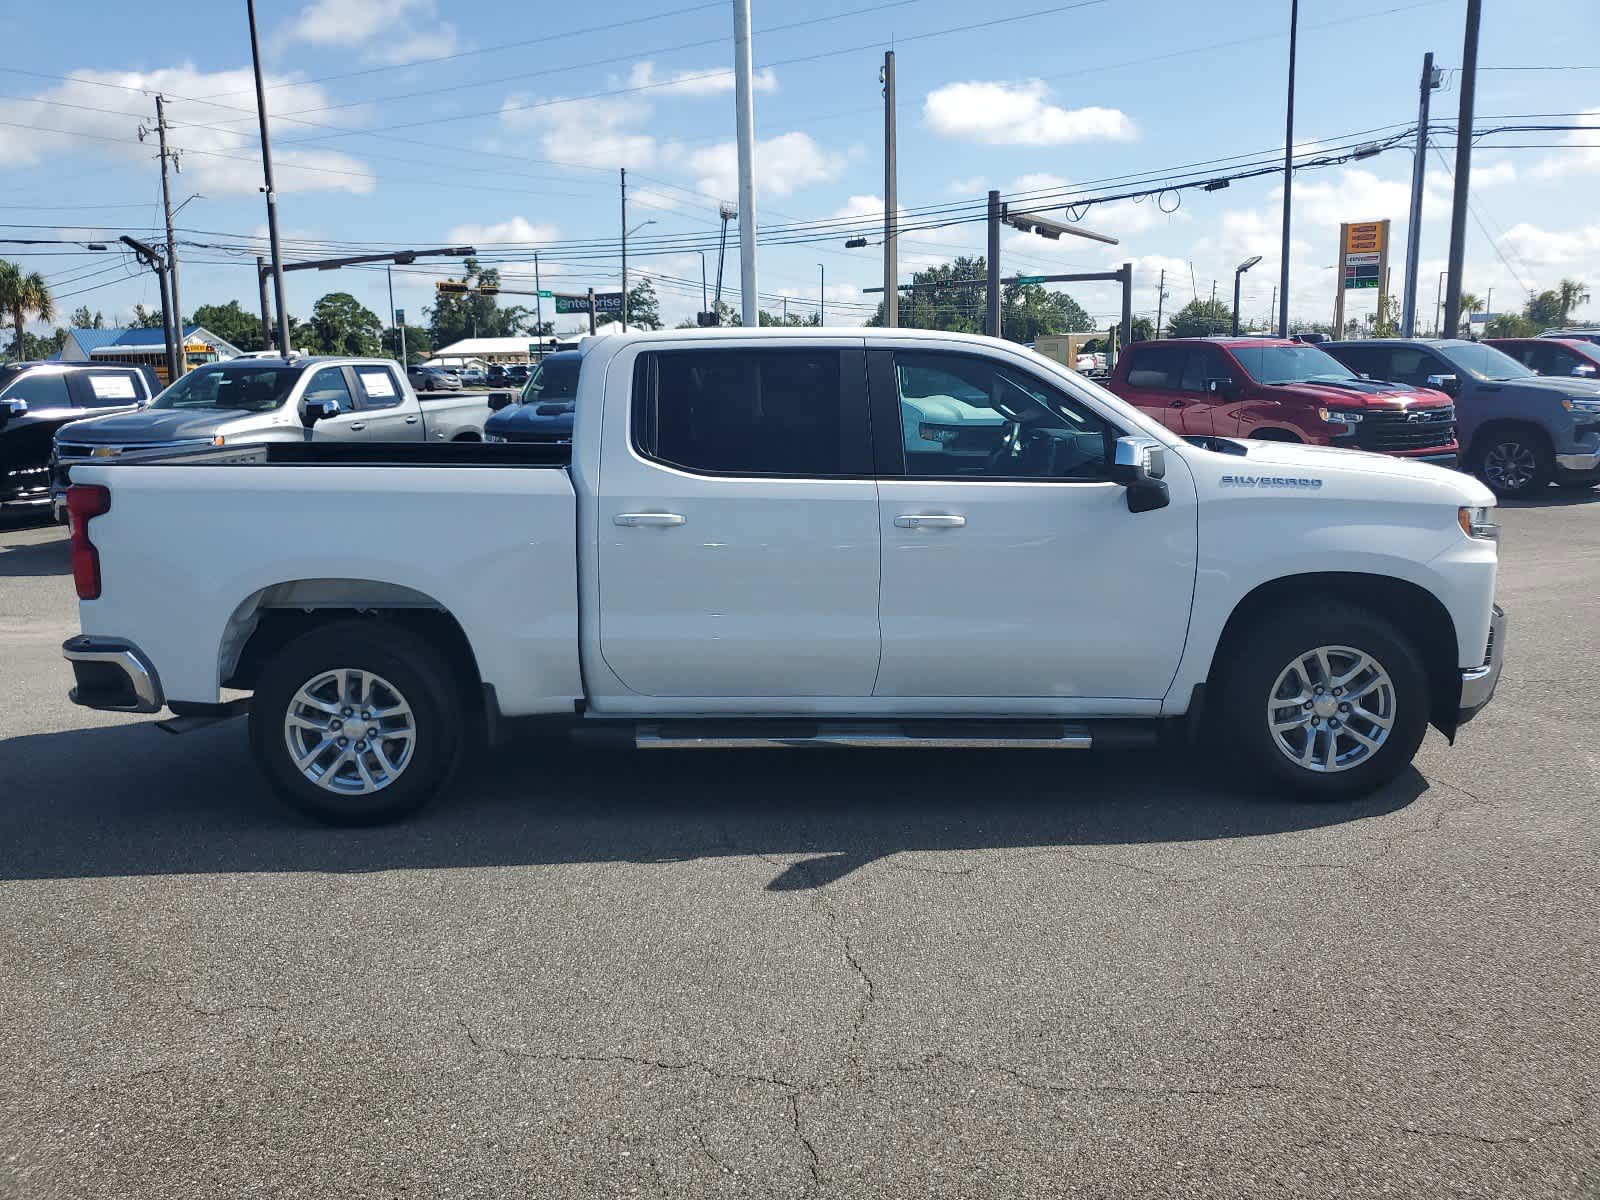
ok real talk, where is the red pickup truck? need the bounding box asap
[1107,337,1458,463]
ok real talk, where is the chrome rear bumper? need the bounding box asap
[1457,605,1506,725]
[62,636,164,714]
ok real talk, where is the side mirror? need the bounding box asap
[0,397,24,429]
[1572,364,1597,378]
[1110,436,1171,514]
[487,391,514,411]
[1205,377,1235,395]
[301,397,342,428]
[1426,373,1460,396]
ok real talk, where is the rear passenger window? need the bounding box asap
[1123,345,1184,391]
[634,349,851,476]
[80,370,141,407]
[353,366,403,410]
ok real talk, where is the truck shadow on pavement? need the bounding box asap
[0,535,68,577]
[0,720,1425,888]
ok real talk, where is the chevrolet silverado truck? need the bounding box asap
[1323,338,1600,497]
[1109,337,1458,464]
[49,354,503,517]
[59,328,1505,824]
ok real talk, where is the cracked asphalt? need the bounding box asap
[1,492,1597,1199]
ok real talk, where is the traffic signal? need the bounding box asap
[476,284,499,295]
[436,281,470,294]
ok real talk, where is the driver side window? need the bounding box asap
[303,367,354,411]
[892,351,1115,480]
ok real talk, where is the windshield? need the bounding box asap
[523,356,579,402]
[151,364,300,412]
[1231,344,1360,386]
[1442,341,1536,381]
[0,365,26,394]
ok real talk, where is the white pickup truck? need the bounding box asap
[60,328,1505,824]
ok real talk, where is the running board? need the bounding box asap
[634,721,1094,751]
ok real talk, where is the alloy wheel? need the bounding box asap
[1483,441,1537,492]
[1266,645,1396,773]
[282,668,417,795]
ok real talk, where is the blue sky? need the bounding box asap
[0,0,1595,340]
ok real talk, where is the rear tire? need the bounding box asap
[1215,603,1430,799]
[249,620,463,825]
[1470,426,1552,498]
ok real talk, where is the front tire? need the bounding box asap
[1215,603,1430,798]
[1471,427,1552,498]
[249,620,463,825]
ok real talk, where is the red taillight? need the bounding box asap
[67,484,110,600]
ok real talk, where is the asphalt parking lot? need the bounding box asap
[1,495,1596,1199]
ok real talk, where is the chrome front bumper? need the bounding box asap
[1457,604,1506,725]
[1555,450,1600,471]
[62,635,164,714]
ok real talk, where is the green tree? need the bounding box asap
[1556,278,1590,323]
[1372,291,1402,338]
[425,257,534,347]
[69,305,105,329]
[598,277,662,331]
[1129,316,1155,343]
[307,292,383,356]
[999,279,1094,343]
[758,308,821,327]
[1164,298,1233,339]
[381,324,432,364]
[0,259,54,361]
[190,300,265,352]
[1524,289,1563,328]
[129,303,165,329]
[1485,312,1538,337]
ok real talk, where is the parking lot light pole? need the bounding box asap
[246,0,291,362]
[1278,0,1299,338]
[1233,255,1263,336]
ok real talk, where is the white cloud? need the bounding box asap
[1530,109,1600,181]
[1009,172,1070,195]
[684,131,846,201]
[1472,160,1517,188]
[1497,222,1600,268]
[829,194,885,222]
[277,0,461,66]
[500,91,657,169]
[924,80,1135,146]
[0,66,374,196]
[626,61,777,98]
[445,217,560,248]
[947,175,987,196]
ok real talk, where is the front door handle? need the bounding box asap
[1169,399,1186,408]
[404,415,419,424]
[894,514,966,529]
[349,422,367,431]
[614,512,687,528]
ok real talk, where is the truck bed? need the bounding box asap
[88,440,571,470]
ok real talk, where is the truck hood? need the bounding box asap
[56,408,247,446]
[1483,375,1600,401]
[1262,379,1449,408]
[1212,436,1495,504]
[486,403,574,437]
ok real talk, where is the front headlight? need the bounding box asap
[1318,407,1364,425]
[1459,505,1498,540]
[1561,397,1600,414]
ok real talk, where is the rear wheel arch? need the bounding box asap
[1209,572,1461,736]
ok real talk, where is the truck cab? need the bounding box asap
[1109,338,1457,463]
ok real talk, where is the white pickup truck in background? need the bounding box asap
[60,328,1505,824]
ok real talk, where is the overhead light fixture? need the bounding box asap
[1001,210,1118,246]
[1351,143,1382,160]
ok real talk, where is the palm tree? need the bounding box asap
[0,259,55,361]
[1556,278,1590,324]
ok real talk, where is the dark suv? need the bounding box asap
[0,362,158,513]
[1323,338,1600,497]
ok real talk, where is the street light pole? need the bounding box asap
[818,263,825,326]
[246,0,291,360]
[1233,255,1263,336]
[882,49,898,328]
[732,0,759,326]
[1402,52,1439,336]
[1442,0,1482,341]
[620,167,628,332]
[1278,0,1299,338]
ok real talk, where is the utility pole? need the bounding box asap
[1269,285,1277,330]
[1402,52,1440,336]
[256,256,272,349]
[120,236,175,379]
[246,0,291,360]
[985,190,1002,338]
[819,263,825,325]
[1443,0,1481,341]
[699,252,708,315]
[534,251,543,340]
[620,167,629,332]
[732,0,759,326]
[153,95,186,377]
[882,50,898,328]
[1210,279,1218,334]
[1119,262,1133,357]
[1278,0,1299,337]
[782,296,788,323]
[713,204,735,320]
[386,264,406,365]
[1155,268,1167,337]
[587,287,596,336]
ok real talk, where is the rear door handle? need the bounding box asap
[349,422,367,431]
[894,514,966,529]
[614,512,687,527]
[1169,399,1186,408]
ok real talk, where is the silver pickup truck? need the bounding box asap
[51,354,506,517]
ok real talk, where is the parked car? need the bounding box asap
[486,364,510,387]
[1486,337,1600,379]
[1108,337,1457,463]
[459,365,487,387]
[1323,339,1600,497]
[506,364,530,386]
[60,328,1502,825]
[483,351,581,444]
[0,362,158,514]
[51,357,496,516]
[407,364,461,392]
[1538,329,1600,348]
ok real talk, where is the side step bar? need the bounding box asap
[635,721,1094,751]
